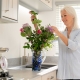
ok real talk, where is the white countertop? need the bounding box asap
[8,63,58,80]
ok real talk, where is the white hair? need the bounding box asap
[61,6,79,30]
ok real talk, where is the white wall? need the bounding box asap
[38,4,57,56]
[0,5,31,58]
[0,4,57,59]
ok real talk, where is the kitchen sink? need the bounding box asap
[23,64,56,69]
[8,64,56,70]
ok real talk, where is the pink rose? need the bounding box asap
[22,23,30,28]
[47,26,54,33]
[37,29,42,34]
[20,28,24,32]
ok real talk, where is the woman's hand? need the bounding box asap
[51,26,59,35]
[30,15,36,22]
[51,26,68,46]
[29,11,37,22]
[30,12,38,30]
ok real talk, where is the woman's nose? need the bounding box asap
[62,17,66,21]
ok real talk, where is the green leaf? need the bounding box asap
[20,10,58,52]
[30,11,38,15]
[23,43,30,49]
[21,32,26,37]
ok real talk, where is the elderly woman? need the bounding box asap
[51,6,80,80]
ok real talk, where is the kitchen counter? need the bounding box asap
[8,63,58,80]
[8,68,43,80]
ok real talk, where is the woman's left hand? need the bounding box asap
[51,26,59,35]
[51,26,68,46]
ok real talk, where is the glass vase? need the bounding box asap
[32,51,42,71]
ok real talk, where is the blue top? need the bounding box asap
[57,28,80,79]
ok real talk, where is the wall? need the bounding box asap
[0,5,32,58]
[38,2,58,56]
[0,4,57,59]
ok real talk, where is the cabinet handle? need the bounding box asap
[5,0,9,12]
[47,78,50,80]
[45,0,50,3]
[12,0,13,8]
[50,76,54,80]
[47,0,50,3]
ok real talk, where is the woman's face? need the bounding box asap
[61,10,74,27]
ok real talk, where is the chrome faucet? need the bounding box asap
[22,42,28,65]
[24,42,27,56]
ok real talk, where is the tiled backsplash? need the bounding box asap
[7,56,58,67]
[8,58,21,67]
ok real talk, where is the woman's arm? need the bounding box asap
[68,31,80,51]
[31,15,38,30]
[51,26,68,46]
[51,26,80,51]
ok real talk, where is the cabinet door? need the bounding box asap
[12,0,18,21]
[42,70,56,80]
[2,0,11,19]
[31,76,41,80]
[1,0,18,22]
[41,0,52,8]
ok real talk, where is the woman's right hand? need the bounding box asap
[31,15,36,22]
[29,11,36,22]
[29,11,38,30]
[51,26,59,35]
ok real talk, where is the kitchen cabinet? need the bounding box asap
[41,0,52,8]
[0,0,19,23]
[8,64,58,80]
[32,76,42,80]
[41,70,57,80]
[30,70,57,80]
[34,77,41,80]
[19,0,53,12]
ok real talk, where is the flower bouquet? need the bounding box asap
[20,11,57,71]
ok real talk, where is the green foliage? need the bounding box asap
[20,11,57,53]
[29,11,38,15]
[32,19,42,26]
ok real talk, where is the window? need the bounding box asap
[56,5,80,31]
[56,5,65,32]
[55,4,80,55]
